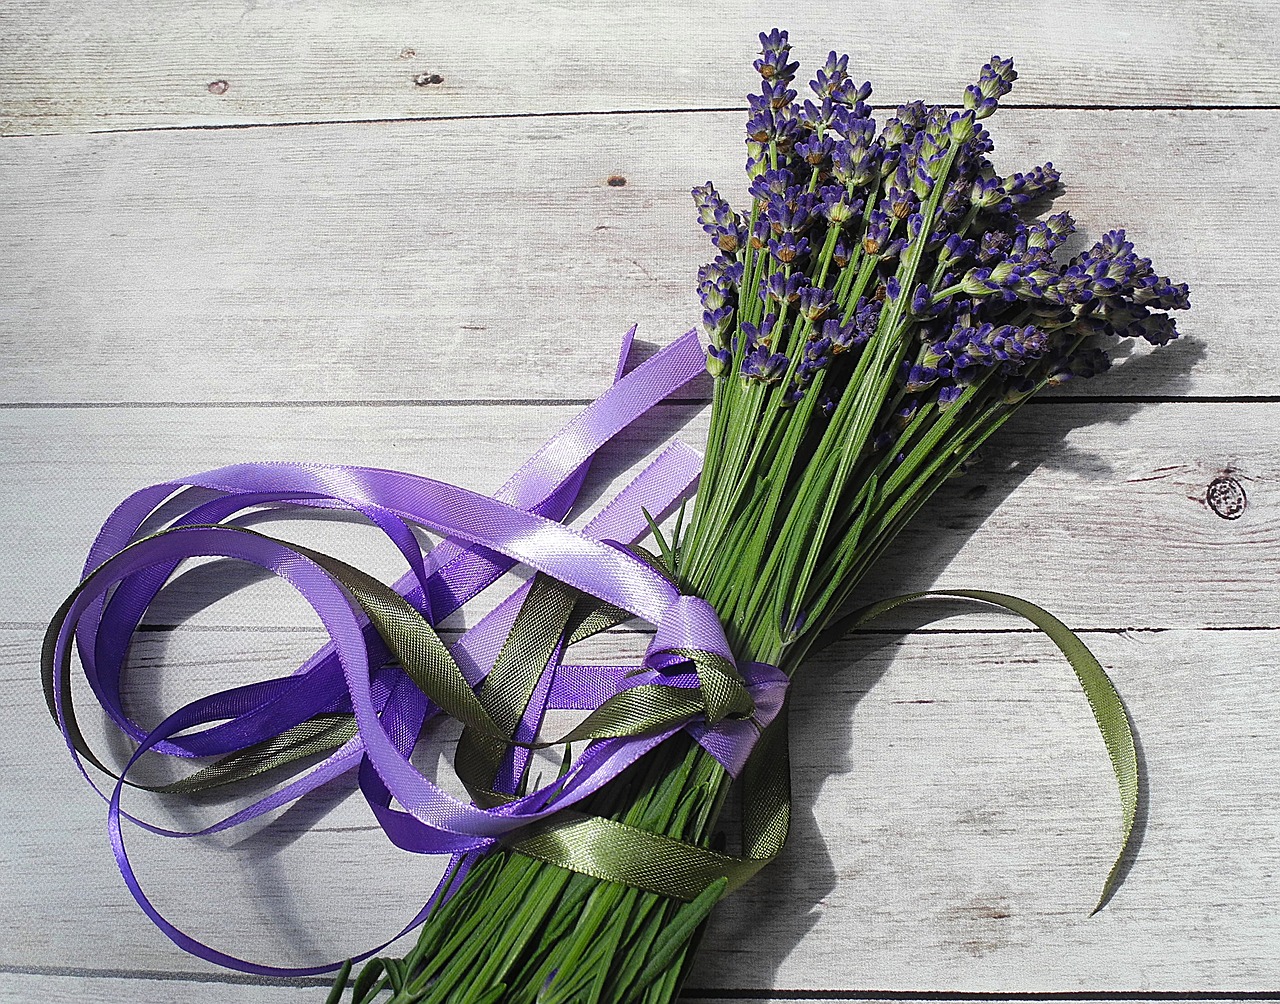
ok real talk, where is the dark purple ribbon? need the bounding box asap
[50,328,788,976]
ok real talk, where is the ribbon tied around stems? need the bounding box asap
[42,329,792,977]
[43,325,1140,980]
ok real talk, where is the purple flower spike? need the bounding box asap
[755,29,800,84]
[965,56,1016,119]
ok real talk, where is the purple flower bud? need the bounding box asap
[760,270,807,304]
[970,175,1006,210]
[1002,163,1060,205]
[1124,312,1180,346]
[818,185,862,224]
[741,343,790,384]
[768,233,810,264]
[795,134,834,166]
[904,364,939,392]
[701,305,735,344]
[706,345,732,378]
[749,168,794,204]
[798,284,835,321]
[755,29,799,85]
[810,51,850,99]
[798,335,833,379]
[761,79,797,111]
[863,210,892,254]
[942,234,976,263]
[911,282,932,315]
[977,230,1012,264]
[937,384,965,408]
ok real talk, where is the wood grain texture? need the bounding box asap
[3,2,1277,999]
[2,1,1278,136]
[3,626,1278,991]
[0,109,1263,404]
[1,400,1274,632]
[26,976,1249,1004]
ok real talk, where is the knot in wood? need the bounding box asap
[1206,476,1246,520]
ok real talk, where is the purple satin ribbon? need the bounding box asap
[50,328,789,976]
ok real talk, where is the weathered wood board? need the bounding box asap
[3,627,1278,992]
[0,401,1273,632]
[0,110,1267,403]
[3,0,1278,1000]
[2,1,1278,136]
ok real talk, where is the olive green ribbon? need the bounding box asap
[49,528,1136,912]
[503,587,1137,913]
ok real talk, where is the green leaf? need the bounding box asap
[324,959,353,1004]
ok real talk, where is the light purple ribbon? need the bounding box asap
[50,329,789,976]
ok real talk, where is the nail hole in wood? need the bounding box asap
[607,175,627,187]
[207,80,229,95]
[1206,476,1246,519]
[414,72,445,86]
[400,48,416,59]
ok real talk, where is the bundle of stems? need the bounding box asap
[338,29,1187,1004]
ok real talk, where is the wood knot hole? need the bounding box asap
[1206,476,1246,519]
[606,175,627,187]
[414,72,445,86]
[207,80,229,95]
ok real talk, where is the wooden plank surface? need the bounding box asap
[3,0,1278,1000]
[1,401,1274,632]
[0,108,1267,404]
[2,1,1278,136]
[3,627,1278,991]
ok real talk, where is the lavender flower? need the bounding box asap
[964,56,1017,119]
[797,284,835,321]
[706,344,732,377]
[742,343,790,383]
[768,233,810,264]
[760,271,807,305]
[755,28,799,84]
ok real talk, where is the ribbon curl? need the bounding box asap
[44,329,789,976]
[44,326,1139,978]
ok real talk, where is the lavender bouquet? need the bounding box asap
[320,30,1186,1004]
[45,28,1188,1004]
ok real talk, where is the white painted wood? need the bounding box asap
[0,973,324,1004]
[0,401,1273,632]
[0,983,1259,1004]
[0,983,1263,1004]
[1,1,1277,136]
[3,627,1278,991]
[0,109,1263,403]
